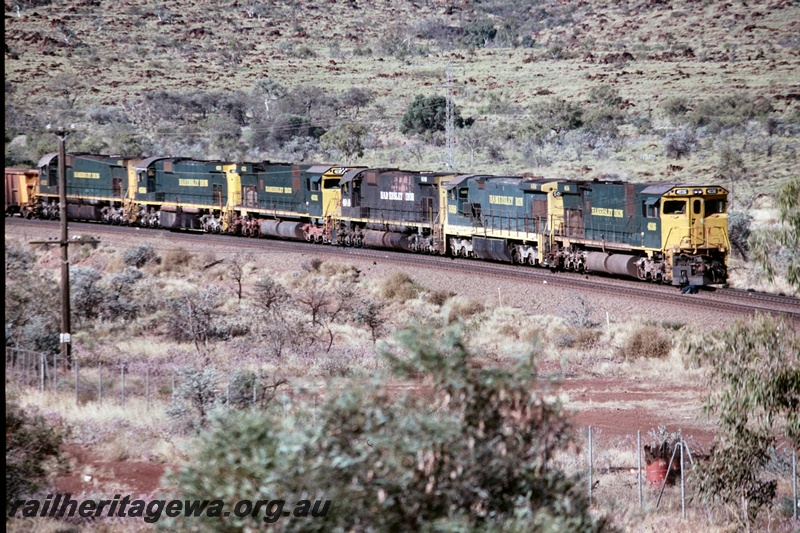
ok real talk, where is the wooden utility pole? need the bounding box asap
[31,125,100,364]
[53,125,73,363]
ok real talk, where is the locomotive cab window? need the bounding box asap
[643,198,659,218]
[310,181,321,192]
[693,199,702,215]
[705,199,726,215]
[662,200,686,215]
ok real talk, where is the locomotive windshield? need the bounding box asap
[705,198,726,214]
[662,200,686,215]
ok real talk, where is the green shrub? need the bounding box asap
[400,94,470,136]
[661,96,690,121]
[70,266,105,322]
[123,244,157,268]
[166,367,223,434]
[689,93,773,132]
[168,326,612,531]
[462,19,496,48]
[684,314,800,526]
[6,402,64,502]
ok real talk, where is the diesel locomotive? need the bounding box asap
[7,152,729,287]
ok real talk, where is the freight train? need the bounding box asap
[5,153,730,287]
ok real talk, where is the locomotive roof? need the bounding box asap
[306,165,336,174]
[445,174,484,189]
[135,156,171,169]
[37,153,58,168]
[640,184,678,195]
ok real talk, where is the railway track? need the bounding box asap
[7,217,800,324]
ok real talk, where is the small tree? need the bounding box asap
[352,297,387,343]
[462,19,496,48]
[320,124,368,163]
[70,266,105,324]
[524,98,583,146]
[749,175,800,291]
[664,124,697,159]
[253,275,289,315]
[401,94,469,136]
[166,367,222,433]
[166,287,225,354]
[228,253,252,302]
[685,314,800,528]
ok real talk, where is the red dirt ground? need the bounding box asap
[50,376,713,498]
[53,445,169,497]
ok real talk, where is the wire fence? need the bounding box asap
[5,347,799,521]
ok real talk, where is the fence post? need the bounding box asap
[793,448,797,522]
[53,352,57,390]
[40,352,45,392]
[656,444,681,509]
[226,384,231,411]
[313,393,317,425]
[638,430,643,509]
[589,426,593,506]
[253,380,257,407]
[121,365,125,406]
[146,366,150,413]
[98,362,102,405]
[680,441,685,518]
[74,359,79,404]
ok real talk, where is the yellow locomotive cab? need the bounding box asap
[660,186,728,285]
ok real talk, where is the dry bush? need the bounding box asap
[293,260,360,289]
[469,306,545,361]
[426,288,455,307]
[445,296,485,324]
[160,246,193,270]
[381,271,422,303]
[621,325,671,360]
[575,328,601,349]
[317,261,361,284]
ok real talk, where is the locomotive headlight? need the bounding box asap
[693,189,703,195]
[707,188,718,194]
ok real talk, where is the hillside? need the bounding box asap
[4,0,798,177]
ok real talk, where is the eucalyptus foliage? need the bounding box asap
[748,175,800,291]
[685,314,800,526]
[168,326,611,532]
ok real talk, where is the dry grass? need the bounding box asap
[443,295,485,325]
[381,271,423,303]
[621,325,672,360]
